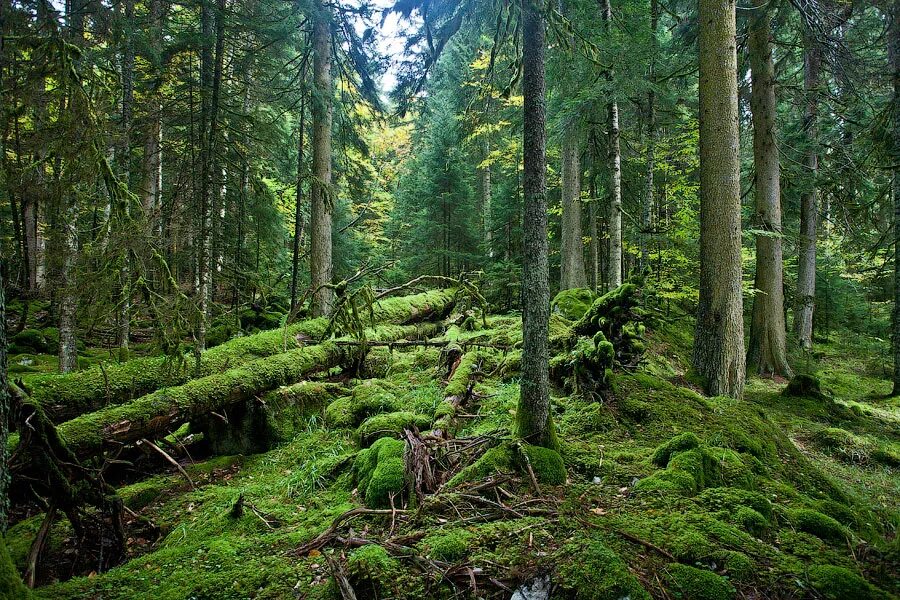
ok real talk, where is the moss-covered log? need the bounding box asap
[431,351,487,438]
[28,290,457,422]
[26,323,443,462]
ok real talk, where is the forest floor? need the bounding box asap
[4,292,899,600]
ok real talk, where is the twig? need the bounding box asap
[295,507,408,555]
[515,442,542,495]
[140,438,196,490]
[326,553,359,600]
[25,505,57,588]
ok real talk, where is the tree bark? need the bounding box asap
[890,0,900,394]
[692,0,745,398]
[747,9,791,378]
[602,0,622,289]
[310,0,334,317]
[116,0,135,352]
[641,0,658,273]
[481,138,493,258]
[291,79,307,314]
[560,127,587,289]
[517,0,554,449]
[0,268,9,532]
[196,0,214,351]
[794,28,820,350]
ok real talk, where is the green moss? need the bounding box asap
[325,380,400,428]
[419,528,473,562]
[697,487,772,519]
[354,436,407,508]
[356,411,431,447]
[446,445,515,487]
[733,506,769,536]
[637,446,754,496]
[555,538,650,600]
[716,550,753,581]
[652,432,701,467]
[0,536,30,600]
[664,563,735,600]
[520,443,566,485]
[807,565,887,600]
[783,373,828,399]
[551,288,595,321]
[669,531,714,562]
[789,509,848,542]
[346,544,400,576]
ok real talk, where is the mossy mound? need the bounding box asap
[419,528,473,562]
[551,288,595,321]
[807,565,889,600]
[325,379,401,428]
[9,328,59,355]
[789,509,848,542]
[354,436,408,508]
[783,373,828,399]
[555,538,650,600]
[651,431,701,466]
[520,443,566,485]
[664,563,735,600]
[635,442,755,496]
[356,411,431,447]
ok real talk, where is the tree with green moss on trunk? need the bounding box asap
[517,0,557,450]
[692,0,745,398]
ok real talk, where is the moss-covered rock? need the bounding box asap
[356,411,431,447]
[419,528,473,562]
[446,445,516,487]
[636,445,754,496]
[555,539,650,600]
[354,437,408,508]
[664,563,735,600]
[551,288,595,321]
[807,565,887,600]
[652,432,701,467]
[697,487,772,519]
[789,509,847,542]
[783,373,828,400]
[325,380,401,428]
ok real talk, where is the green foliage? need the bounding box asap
[356,411,431,447]
[807,565,888,600]
[419,528,473,562]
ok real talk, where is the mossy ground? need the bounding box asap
[8,307,898,599]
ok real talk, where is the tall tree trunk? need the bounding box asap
[890,0,900,394]
[116,0,135,352]
[560,127,587,289]
[141,0,164,228]
[747,9,791,378]
[794,28,820,350]
[693,0,745,398]
[517,0,554,449]
[588,151,600,291]
[0,268,9,532]
[196,0,214,352]
[481,138,493,258]
[291,83,307,314]
[310,0,334,317]
[641,0,658,273]
[601,0,622,289]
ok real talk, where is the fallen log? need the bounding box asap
[27,289,457,422]
[14,323,443,465]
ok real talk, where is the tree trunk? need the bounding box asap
[481,138,493,258]
[794,28,820,350]
[196,0,214,352]
[0,268,8,532]
[291,78,307,314]
[692,0,745,399]
[747,9,791,378]
[30,289,457,423]
[602,0,622,289]
[560,127,587,289]
[890,0,900,394]
[141,0,164,228]
[310,0,334,317]
[641,0,658,273]
[588,159,600,291]
[517,0,554,449]
[116,0,135,352]
[27,323,443,463]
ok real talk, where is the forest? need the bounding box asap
[0,0,898,597]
